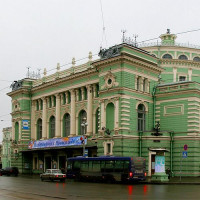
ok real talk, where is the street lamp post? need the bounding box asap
[81,117,88,157]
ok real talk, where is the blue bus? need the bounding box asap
[66,156,146,182]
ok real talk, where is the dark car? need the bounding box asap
[0,167,19,176]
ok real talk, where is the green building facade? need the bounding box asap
[7,31,200,178]
[2,127,12,168]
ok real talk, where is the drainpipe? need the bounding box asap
[139,131,142,157]
[152,86,156,128]
[170,131,174,176]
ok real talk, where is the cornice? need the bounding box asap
[7,88,30,97]
[93,54,162,73]
[31,69,98,93]
[156,89,200,98]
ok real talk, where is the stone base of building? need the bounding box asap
[151,172,169,182]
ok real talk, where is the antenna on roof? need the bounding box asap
[26,67,31,78]
[121,29,126,42]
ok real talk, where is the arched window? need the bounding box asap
[79,110,87,135]
[15,122,19,142]
[193,57,200,62]
[49,116,55,138]
[63,113,70,137]
[138,104,146,131]
[95,108,100,133]
[106,103,115,132]
[162,54,172,59]
[178,55,188,60]
[37,118,42,140]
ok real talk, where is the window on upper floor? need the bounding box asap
[193,57,200,62]
[179,76,186,82]
[63,113,70,137]
[138,104,146,131]
[178,55,188,60]
[162,54,172,59]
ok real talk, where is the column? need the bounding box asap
[75,89,79,102]
[12,121,15,140]
[70,89,76,135]
[141,77,144,92]
[55,94,61,137]
[135,75,138,90]
[173,67,177,82]
[19,120,22,141]
[65,92,68,104]
[81,87,85,100]
[147,80,150,93]
[87,85,93,135]
[93,85,96,98]
[114,98,119,130]
[100,100,106,129]
[92,113,96,136]
[42,97,47,139]
[188,68,192,81]
[31,101,36,139]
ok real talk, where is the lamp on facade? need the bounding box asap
[81,117,88,157]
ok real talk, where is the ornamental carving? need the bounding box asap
[12,100,20,112]
[101,71,119,89]
[98,46,120,60]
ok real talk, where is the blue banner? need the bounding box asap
[28,136,87,149]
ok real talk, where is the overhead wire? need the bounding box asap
[138,28,200,44]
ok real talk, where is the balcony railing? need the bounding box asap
[138,42,200,50]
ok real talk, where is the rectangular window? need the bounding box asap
[179,76,186,81]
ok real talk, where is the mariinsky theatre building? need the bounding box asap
[7,30,200,178]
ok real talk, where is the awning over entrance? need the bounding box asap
[148,148,170,152]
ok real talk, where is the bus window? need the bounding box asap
[80,161,89,172]
[100,161,105,172]
[124,161,130,173]
[92,161,101,172]
[115,161,124,172]
[105,160,114,172]
[67,162,72,170]
[74,161,80,170]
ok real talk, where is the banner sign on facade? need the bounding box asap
[28,136,87,149]
[155,156,165,173]
[22,120,29,130]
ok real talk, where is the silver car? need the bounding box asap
[40,169,66,182]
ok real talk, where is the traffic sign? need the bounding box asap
[184,144,188,151]
[182,151,187,158]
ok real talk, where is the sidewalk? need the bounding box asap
[144,177,200,185]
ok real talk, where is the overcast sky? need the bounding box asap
[0,0,200,141]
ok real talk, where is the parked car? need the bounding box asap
[40,169,66,182]
[0,167,19,176]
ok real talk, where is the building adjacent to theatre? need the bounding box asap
[7,30,200,177]
[1,127,12,168]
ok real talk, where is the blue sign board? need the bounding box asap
[84,149,88,157]
[28,136,87,149]
[22,120,29,130]
[182,151,187,158]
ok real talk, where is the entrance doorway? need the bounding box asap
[151,154,155,175]
[59,156,66,170]
[45,157,51,170]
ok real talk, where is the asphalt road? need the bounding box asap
[0,175,200,200]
